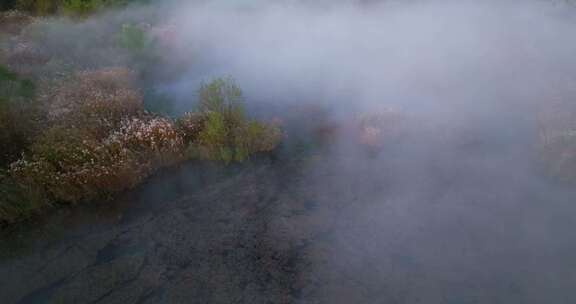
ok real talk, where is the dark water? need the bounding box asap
[1,121,576,304]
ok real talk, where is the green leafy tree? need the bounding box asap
[195,77,280,162]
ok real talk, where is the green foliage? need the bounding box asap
[5,0,148,15]
[118,23,148,51]
[117,22,163,77]
[0,64,35,98]
[195,78,281,163]
[10,116,185,205]
[197,111,233,162]
[234,120,281,161]
[0,65,39,167]
[60,0,106,15]
[46,67,143,139]
[11,127,103,203]
[15,0,59,15]
[175,112,205,144]
[0,170,48,223]
[0,72,280,224]
[198,77,244,120]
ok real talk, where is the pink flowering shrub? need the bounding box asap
[107,116,185,167]
[10,128,136,203]
[175,112,205,144]
[45,67,143,139]
[10,115,186,204]
[357,108,406,152]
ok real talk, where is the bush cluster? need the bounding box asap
[0,71,281,223]
[45,67,143,138]
[0,11,281,225]
[0,64,39,167]
[193,78,281,163]
[10,117,184,204]
[2,0,148,16]
[0,169,48,223]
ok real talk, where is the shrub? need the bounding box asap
[46,67,143,139]
[230,120,281,162]
[10,116,185,204]
[107,116,185,167]
[15,0,59,15]
[239,120,281,153]
[198,77,244,118]
[2,74,281,223]
[0,64,40,167]
[196,111,234,162]
[60,0,106,15]
[11,127,109,203]
[61,0,151,15]
[7,0,143,15]
[194,78,281,162]
[118,23,148,52]
[12,127,138,203]
[0,64,35,98]
[176,112,205,144]
[0,170,48,223]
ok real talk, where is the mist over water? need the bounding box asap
[3,0,576,303]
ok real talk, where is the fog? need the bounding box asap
[162,0,575,116]
[158,1,576,302]
[4,0,576,303]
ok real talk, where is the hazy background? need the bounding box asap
[5,0,576,302]
[153,1,576,302]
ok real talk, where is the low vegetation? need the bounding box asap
[0,64,39,167]
[0,10,282,224]
[0,59,280,222]
[2,0,149,16]
[193,78,281,163]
